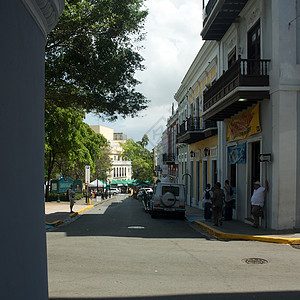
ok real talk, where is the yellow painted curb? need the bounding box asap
[46,220,63,227]
[76,205,94,214]
[194,221,300,245]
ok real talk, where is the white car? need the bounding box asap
[109,188,120,195]
[149,183,185,219]
[140,187,153,194]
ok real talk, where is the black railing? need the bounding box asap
[163,153,175,163]
[203,56,271,111]
[178,117,217,137]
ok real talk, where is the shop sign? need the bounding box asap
[228,143,246,164]
[226,103,261,142]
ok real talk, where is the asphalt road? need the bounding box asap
[47,195,300,300]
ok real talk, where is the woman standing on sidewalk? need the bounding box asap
[202,184,213,221]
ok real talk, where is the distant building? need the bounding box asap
[90,125,132,181]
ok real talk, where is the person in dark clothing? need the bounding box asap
[212,182,224,226]
[202,184,213,221]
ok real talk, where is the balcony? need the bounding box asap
[202,57,271,121]
[201,0,248,40]
[177,117,217,144]
[163,153,176,165]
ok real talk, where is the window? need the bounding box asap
[162,186,180,196]
[228,47,236,68]
[248,20,261,59]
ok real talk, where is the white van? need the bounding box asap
[150,183,185,219]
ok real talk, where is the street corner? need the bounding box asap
[194,220,225,239]
[46,220,64,227]
[70,212,78,218]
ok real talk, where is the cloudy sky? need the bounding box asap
[84,0,204,148]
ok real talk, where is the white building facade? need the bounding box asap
[90,125,132,181]
[200,0,300,230]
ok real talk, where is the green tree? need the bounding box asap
[45,0,149,120]
[121,134,153,181]
[94,146,113,182]
[45,106,108,200]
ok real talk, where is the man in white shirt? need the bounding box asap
[250,180,269,228]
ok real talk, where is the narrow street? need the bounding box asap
[47,195,300,299]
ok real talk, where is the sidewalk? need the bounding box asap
[185,205,300,245]
[45,196,300,245]
[45,196,110,229]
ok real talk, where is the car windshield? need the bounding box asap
[162,186,180,196]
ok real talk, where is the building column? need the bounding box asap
[0,1,64,299]
[272,93,298,230]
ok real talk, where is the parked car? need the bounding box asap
[143,187,153,193]
[149,183,185,219]
[109,188,120,195]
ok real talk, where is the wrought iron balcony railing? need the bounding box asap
[178,117,217,137]
[162,153,176,164]
[203,56,271,112]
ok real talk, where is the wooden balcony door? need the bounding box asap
[248,20,261,60]
[247,20,261,76]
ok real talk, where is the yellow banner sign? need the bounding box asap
[226,103,261,142]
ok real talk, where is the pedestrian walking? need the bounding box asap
[202,184,213,221]
[250,179,269,228]
[67,184,76,213]
[212,182,224,226]
[223,180,233,221]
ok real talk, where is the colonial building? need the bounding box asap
[200,0,300,230]
[175,41,219,208]
[164,107,179,183]
[90,125,132,181]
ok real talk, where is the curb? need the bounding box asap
[46,198,114,229]
[194,221,300,245]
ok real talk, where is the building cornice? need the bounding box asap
[22,0,65,39]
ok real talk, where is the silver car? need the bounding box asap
[149,183,185,219]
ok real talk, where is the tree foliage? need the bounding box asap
[45,0,149,119]
[121,134,153,181]
[44,106,110,200]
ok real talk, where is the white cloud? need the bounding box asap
[85,0,204,145]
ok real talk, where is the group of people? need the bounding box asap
[202,179,269,228]
[202,180,234,226]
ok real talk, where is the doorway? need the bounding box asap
[211,159,217,187]
[196,161,200,205]
[248,140,261,216]
[202,160,208,190]
[247,20,261,60]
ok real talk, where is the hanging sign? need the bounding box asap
[228,143,246,164]
[226,103,261,142]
